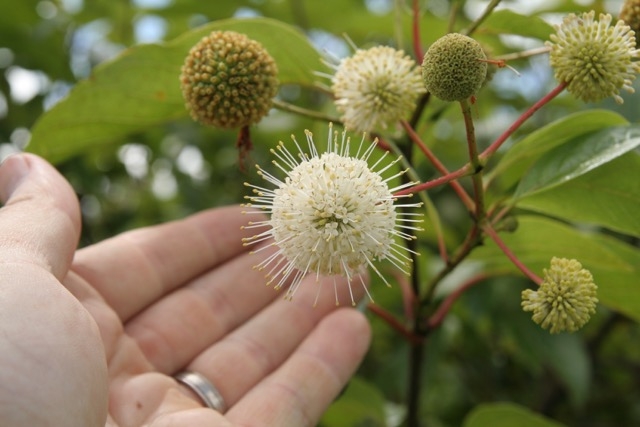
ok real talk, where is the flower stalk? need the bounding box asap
[480,82,567,160]
[401,120,475,210]
[482,223,543,285]
[459,98,486,221]
[411,0,423,61]
[427,273,491,329]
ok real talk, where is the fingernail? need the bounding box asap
[0,154,31,200]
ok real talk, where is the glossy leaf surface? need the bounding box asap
[29,18,326,163]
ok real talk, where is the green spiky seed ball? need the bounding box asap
[421,33,487,102]
[180,31,279,129]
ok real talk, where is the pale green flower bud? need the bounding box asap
[547,11,640,104]
[421,33,487,102]
[180,31,279,129]
[619,0,640,46]
[522,257,598,334]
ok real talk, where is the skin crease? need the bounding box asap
[0,153,371,427]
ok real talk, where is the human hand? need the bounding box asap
[0,153,371,427]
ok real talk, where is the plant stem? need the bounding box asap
[395,164,473,196]
[382,136,449,263]
[411,0,423,60]
[482,223,542,285]
[272,98,340,123]
[407,337,425,427]
[398,111,426,427]
[408,225,483,426]
[447,1,460,33]
[496,46,551,61]
[427,273,490,329]
[405,225,484,427]
[464,0,504,36]
[409,93,431,127]
[401,120,475,210]
[459,99,485,221]
[480,82,566,160]
[368,303,423,344]
[423,225,482,303]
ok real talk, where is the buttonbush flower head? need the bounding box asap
[242,124,423,305]
[180,31,279,129]
[421,33,487,102]
[620,0,640,46]
[547,11,640,104]
[330,46,426,133]
[522,257,598,334]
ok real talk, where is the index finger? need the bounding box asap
[71,205,260,321]
[227,308,371,426]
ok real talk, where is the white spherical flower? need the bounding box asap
[547,11,640,104]
[331,46,426,132]
[243,124,423,305]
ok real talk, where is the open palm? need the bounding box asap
[0,154,370,427]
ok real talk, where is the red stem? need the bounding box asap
[393,270,416,322]
[483,223,542,285]
[427,273,490,329]
[368,303,423,344]
[401,120,475,210]
[394,164,472,196]
[480,82,567,160]
[412,0,423,61]
[490,204,512,224]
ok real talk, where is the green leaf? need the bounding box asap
[469,216,640,322]
[481,10,554,40]
[506,320,591,407]
[320,377,387,427]
[488,110,628,191]
[463,403,565,427]
[516,152,640,238]
[514,126,640,198]
[29,17,327,163]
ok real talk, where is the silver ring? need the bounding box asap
[175,371,227,413]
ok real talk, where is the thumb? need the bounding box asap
[0,153,81,279]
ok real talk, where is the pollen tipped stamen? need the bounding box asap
[390,181,421,193]
[242,125,423,303]
[369,150,391,171]
[330,46,426,132]
[271,144,299,170]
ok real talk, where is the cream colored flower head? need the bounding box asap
[330,46,426,133]
[620,0,640,46]
[242,124,423,305]
[522,257,598,334]
[547,11,640,104]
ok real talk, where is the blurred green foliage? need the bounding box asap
[1,0,639,426]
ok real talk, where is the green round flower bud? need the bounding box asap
[547,11,640,104]
[180,31,279,129]
[421,33,487,102]
[522,257,598,334]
